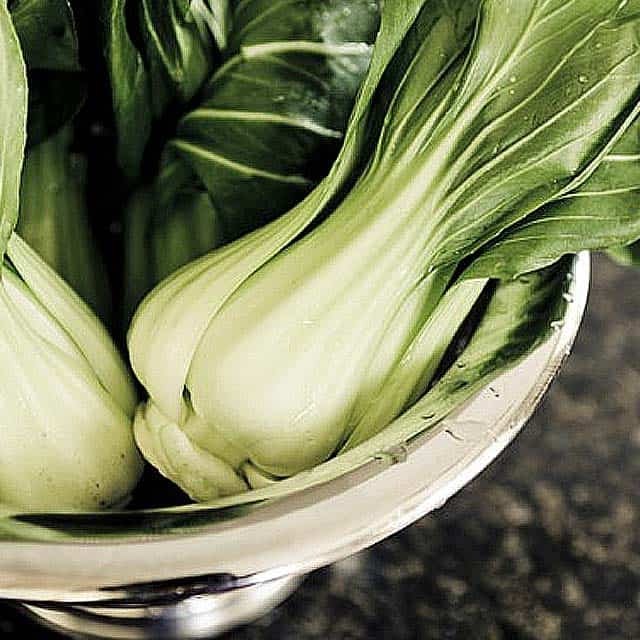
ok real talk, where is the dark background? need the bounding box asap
[1,253,638,639]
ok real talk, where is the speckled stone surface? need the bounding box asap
[1,254,638,639]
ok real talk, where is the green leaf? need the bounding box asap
[9,0,80,71]
[0,0,28,259]
[137,0,225,117]
[388,0,640,274]
[10,0,85,145]
[193,0,230,52]
[464,112,640,279]
[172,0,380,238]
[128,0,458,424]
[103,0,227,179]
[164,257,574,510]
[102,0,153,179]
[16,125,112,321]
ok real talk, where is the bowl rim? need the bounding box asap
[0,254,590,603]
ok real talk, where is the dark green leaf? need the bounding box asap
[102,0,154,179]
[9,0,80,71]
[390,0,640,275]
[10,0,85,145]
[173,0,380,238]
[103,0,227,179]
[138,0,225,117]
[463,111,640,279]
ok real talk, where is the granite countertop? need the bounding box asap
[1,253,638,639]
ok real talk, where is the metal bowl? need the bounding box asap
[0,254,590,639]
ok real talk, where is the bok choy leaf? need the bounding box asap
[0,0,28,259]
[464,113,640,279]
[123,0,381,313]
[10,0,86,145]
[0,5,142,510]
[172,0,380,239]
[103,0,226,179]
[129,0,640,497]
[0,235,142,511]
[17,125,111,320]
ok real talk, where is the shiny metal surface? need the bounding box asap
[0,254,589,638]
[22,576,303,639]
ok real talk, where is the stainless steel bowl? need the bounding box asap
[0,254,590,639]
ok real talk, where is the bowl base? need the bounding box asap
[20,575,302,639]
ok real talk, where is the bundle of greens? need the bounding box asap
[0,0,638,511]
[0,0,141,511]
[118,0,380,314]
[129,0,640,500]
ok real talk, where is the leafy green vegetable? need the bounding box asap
[0,0,28,259]
[10,0,80,71]
[128,0,451,428]
[465,113,640,279]
[103,0,225,179]
[124,0,381,313]
[173,0,380,239]
[8,235,138,416]
[10,0,85,145]
[2,0,640,513]
[129,0,640,496]
[138,0,228,116]
[0,235,142,511]
[0,14,141,510]
[102,0,152,178]
[17,125,111,320]
[136,257,574,505]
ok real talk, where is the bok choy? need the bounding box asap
[17,125,111,320]
[122,0,380,315]
[129,0,640,499]
[0,235,143,510]
[0,1,142,511]
[1,0,640,511]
